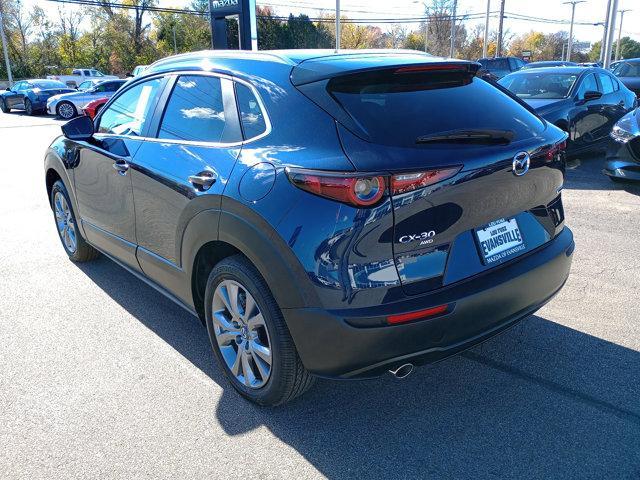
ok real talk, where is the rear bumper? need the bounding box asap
[284,227,574,379]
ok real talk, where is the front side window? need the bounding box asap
[78,81,93,91]
[236,83,267,140]
[98,78,162,136]
[577,73,599,99]
[158,75,232,143]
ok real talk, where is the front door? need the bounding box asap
[73,77,165,268]
[130,73,243,296]
[5,82,24,108]
[572,72,607,151]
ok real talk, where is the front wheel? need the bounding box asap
[0,98,10,113]
[56,101,77,120]
[204,255,314,406]
[50,180,99,262]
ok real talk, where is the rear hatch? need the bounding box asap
[294,58,568,295]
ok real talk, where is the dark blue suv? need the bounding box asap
[44,50,574,405]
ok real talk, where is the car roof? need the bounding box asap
[145,49,477,86]
[506,66,599,75]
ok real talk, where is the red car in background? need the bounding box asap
[83,97,108,119]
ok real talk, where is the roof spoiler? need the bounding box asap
[291,60,481,86]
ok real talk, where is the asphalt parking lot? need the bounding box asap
[1,110,639,479]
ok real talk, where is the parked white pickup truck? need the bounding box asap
[47,68,119,88]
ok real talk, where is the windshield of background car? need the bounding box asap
[32,80,66,89]
[327,69,545,147]
[499,72,578,99]
[614,63,640,78]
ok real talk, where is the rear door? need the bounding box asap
[73,76,165,268]
[130,73,242,288]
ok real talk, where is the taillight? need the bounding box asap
[546,139,567,161]
[286,168,385,207]
[391,167,461,195]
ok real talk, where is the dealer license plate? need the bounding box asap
[475,217,525,264]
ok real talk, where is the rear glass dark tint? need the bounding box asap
[327,70,545,147]
[478,58,509,70]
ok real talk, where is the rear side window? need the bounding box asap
[158,75,231,143]
[98,78,162,136]
[327,69,545,147]
[598,73,615,94]
[236,82,267,140]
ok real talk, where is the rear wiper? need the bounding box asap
[416,129,514,145]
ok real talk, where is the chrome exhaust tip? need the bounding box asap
[389,363,414,379]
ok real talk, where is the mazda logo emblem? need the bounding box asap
[512,152,530,176]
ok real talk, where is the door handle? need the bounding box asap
[112,159,129,175]
[188,171,217,191]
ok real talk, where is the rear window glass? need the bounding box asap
[327,70,545,147]
[236,83,267,140]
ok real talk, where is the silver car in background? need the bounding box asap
[47,79,127,119]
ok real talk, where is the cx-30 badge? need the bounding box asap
[512,151,530,177]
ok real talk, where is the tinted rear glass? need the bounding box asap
[327,70,545,147]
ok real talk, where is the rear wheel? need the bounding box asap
[50,180,99,262]
[204,255,314,406]
[24,98,34,116]
[0,98,10,113]
[56,101,77,120]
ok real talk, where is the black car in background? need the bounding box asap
[477,57,526,79]
[522,61,578,69]
[499,66,636,155]
[611,59,640,96]
[605,108,640,181]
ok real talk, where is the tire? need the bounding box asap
[0,98,10,113]
[204,255,314,406]
[50,180,99,262]
[56,101,77,120]
[24,98,34,116]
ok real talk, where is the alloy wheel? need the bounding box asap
[53,191,77,253]
[211,279,272,388]
[58,102,75,119]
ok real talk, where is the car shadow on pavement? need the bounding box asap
[75,258,640,479]
[565,151,640,195]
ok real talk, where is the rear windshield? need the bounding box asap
[327,69,545,147]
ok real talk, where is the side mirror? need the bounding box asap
[5,87,9,91]
[62,115,94,141]
[583,90,602,102]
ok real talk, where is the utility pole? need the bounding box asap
[496,0,505,57]
[600,0,611,63]
[603,0,619,68]
[0,8,12,87]
[563,1,585,62]
[335,0,340,52]
[562,43,566,61]
[482,0,491,58]
[172,24,178,54]
[449,0,458,58]
[615,9,631,61]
